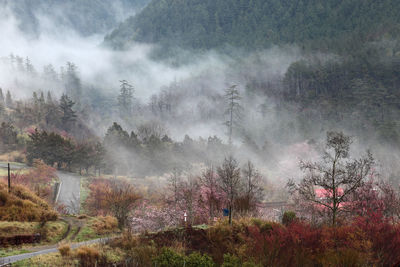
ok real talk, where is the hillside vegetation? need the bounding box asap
[3,0,150,36]
[0,182,58,222]
[105,0,400,51]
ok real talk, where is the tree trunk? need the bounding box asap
[229,204,232,225]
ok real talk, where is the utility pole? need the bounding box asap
[8,163,11,193]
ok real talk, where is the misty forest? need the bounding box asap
[1,0,400,266]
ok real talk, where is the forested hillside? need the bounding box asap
[104,0,400,146]
[1,0,150,36]
[105,0,400,51]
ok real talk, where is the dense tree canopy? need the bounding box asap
[105,0,400,52]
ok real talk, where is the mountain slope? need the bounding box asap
[105,0,400,51]
[1,0,150,36]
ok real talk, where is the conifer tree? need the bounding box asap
[5,90,12,108]
[59,94,77,129]
[46,91,53,104]
[0,88,4,104]
[224,85,242,145]
[64,62,82,105]
[118,80,134,116]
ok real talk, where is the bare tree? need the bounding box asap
[179,176,199,224]
[240,161,264,213]
[104,180,142,228]
[137,121,165,142]
[217,156,241,225]
[200,165,221,218]
[288,131,374,226]
[167,167,182,209]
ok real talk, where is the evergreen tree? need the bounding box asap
[43,64,58,81]
[0,89,4,116]
[0,101,4,117]
[46,91,53,104]
[59,94,77,130]
[104,122,130,147]
[224,85,242,145]
[64,62,82,105]
[118,80,134,116]
[25,57,36,75]
[0,88,4,104]
[5,90,13,108]
[0,122,18,150]
[39,91,45,107]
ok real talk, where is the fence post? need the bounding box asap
[8,163,11,193]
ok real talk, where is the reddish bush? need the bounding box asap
[7,160,57,202]
[85,178,141,228]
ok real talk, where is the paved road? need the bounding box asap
[0,162,81,214]
[0,238,110,266]
[56,172,81,214]
[0,162,26,170]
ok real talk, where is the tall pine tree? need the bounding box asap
[59,94,77,130]
[118,80,134,116]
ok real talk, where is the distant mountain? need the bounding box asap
[1,0,150,36]
[104,0,400,52]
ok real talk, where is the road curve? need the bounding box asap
[56,171,81,214]
[0,238,110,266]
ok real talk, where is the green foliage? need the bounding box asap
[186,252,215,267]
[26,129,105,172]
[106,0,400,52]
[0,122,18,150]
[281,211,296,226]
[5,0,150,37]
[59,94,77,130]
[27,129,75,169]
[152,248,215,267]
[242,262,262,267]
[152,247,185,267]
[221,254,241,267]
[282,52,400,145]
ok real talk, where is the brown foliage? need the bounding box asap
[92,216,118,234]
[58,243,71,257]
[76,246,100,267]
[129,217,400,266]
[85,178,141,228]
[0,183,58,222]
[10,159,57,202]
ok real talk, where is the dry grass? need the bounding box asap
[0,220,68,244]
[14,244,124,267]
[75,216,120,242]
[0,151,26,163]
[0,221,37,236]
[13,252,78,267]
[92,216,118,234]
[77,214,88,219]
[0,183,58,222]
[58,243,71,257]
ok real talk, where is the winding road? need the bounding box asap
[56,171,81,214]
[0,163,86,265]
[0,238,110,266]
[0,162,25,170]
[0,162,82,214]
